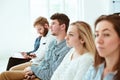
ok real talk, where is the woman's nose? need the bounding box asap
[96,35,104,44]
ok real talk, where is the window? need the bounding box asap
[30,0,84,23]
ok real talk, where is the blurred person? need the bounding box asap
[6,16,53,70]
[0,13,71,80]
[6,30,41,71]
[83,14,120,80]
[51,21,95,80]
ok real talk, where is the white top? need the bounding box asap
[51,48,94,80]
[31,32,55,65]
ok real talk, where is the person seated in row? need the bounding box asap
[20,36,41,59]
[0,13,71,80]
[8,16,54,71]
[51,21,96,80]
[83,14,120,80]
[6,16,43,70]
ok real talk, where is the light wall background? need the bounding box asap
[0,0,34,59]
[0,0,119,71]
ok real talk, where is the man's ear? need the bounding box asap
[61,24,65,30]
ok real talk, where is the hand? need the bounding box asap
[21,52,30,59]
[29,53,36,59]
[25,74,36,80]
[24,66,31,72]
[24,69,36,80]
[20,52,30,59]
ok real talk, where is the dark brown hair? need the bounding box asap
[50,13,70,32]
[113,12,120,16]
[94,14,120,80]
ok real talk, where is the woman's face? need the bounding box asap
[95,20,120,58]
[65,25,82,48]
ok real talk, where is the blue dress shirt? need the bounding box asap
[31,39,71,80]
[83,63,116,80]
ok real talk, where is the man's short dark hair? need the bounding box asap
[50,13,70,32]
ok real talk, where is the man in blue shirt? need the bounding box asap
[0,13,71,80]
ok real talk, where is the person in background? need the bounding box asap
[83,14,120,80]
[6,16,43,70]
[20,36,41,58]
[8,16,54,71]
[51,21,95,80]
[6,33,40,70]
[0,13,71,80]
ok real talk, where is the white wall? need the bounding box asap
[0,0,116,59]
[29,0,114,32]
[0,0,34,59]
[83,0,112,31]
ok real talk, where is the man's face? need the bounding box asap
[49,19,61,36]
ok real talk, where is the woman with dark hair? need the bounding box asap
[113,12,120,16]
[83,14,120,80]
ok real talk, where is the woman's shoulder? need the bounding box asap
[81,52,94,60]
[88,64,95,71]
[82,64,97,80]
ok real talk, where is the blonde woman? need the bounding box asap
[51,21,95,80]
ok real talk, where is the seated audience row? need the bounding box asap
[0,13,71,80]
[9,16,54,71]
[0,12,120,80]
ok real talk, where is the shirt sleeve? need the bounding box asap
[31,40,70,80]
[51,49,73,80]
[27,36,41,55]
[31,56,51,80]
[31,41,54,80]
[82,64,95,80]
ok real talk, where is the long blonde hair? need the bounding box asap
[71,21,96,55]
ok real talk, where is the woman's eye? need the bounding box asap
[103,34,110,37]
